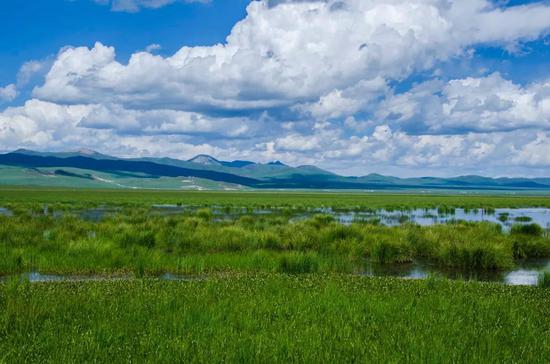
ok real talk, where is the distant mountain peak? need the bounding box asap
[9,148,116,160]
[267,160,287,167]
[188,154,222,166]
[1,149,550,190]
[75,148,100,156]
[12,148,37,154]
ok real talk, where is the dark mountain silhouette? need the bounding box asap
[1,150,549,191]
[0,152,259,186]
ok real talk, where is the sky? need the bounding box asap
[0,0,549,177]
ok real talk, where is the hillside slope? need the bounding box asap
[1,150,549,191]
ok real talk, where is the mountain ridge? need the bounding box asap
[1,149,549,191]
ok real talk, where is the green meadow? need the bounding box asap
[1,186,550,208]
[1,275,550,363]
[1,188,550,362]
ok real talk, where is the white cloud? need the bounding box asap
[294,77,388,120]
[513,132,550,166]
[2,0,550,177]
[377,73,550,133]
[17,60,49,86]
[1,98,550,177]
[0,84,17,102]
[0,99,257,155]
[0,98,239,161]
[34,0,550,112]
[145,44,162,53]
[0,59,50,104]
[274,134,323,152]
[79,103,255,137]
[94,0,210,13]
[255,124,550,176]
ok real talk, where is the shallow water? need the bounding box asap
[16,204,550,229]
[0,207,13,217]
[6,272,132,283]
[150,204,187,216]
[0,272,203,283]
[1,263,547,285]
[332,208,550,230]
[160,273,206,281]
[363,258,550,286]
[78,208,113,222]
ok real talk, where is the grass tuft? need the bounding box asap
[538,271,550,288]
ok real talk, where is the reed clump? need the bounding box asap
[0,203,549,275]
[538,271,550,288]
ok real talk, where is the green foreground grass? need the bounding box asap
[2,189,550,363]
[1,274,549,363]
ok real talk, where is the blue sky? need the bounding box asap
[0,0,249,91]
[0,0,549,177]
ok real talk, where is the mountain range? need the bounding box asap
[0,149,549,191]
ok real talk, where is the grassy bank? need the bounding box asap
[1,274,549,363]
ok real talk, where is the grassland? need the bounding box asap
[1,188,550,363]
[0,166,247,190]
[1,275,549,363]
[2,186,550,209]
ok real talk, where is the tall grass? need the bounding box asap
[539,271,550,288]
[511,223,543,236]
[0,204,549,275]
[277,252,320,273]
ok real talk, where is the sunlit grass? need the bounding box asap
[539,271,550,288]
[1,186,550,210]
[1,189,550,362]
[0,205,549,275]
[1,274,549,363]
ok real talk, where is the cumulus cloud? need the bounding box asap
[34,0,550,112]
[258,123,550,176]
[0,60,50,104]
[145,44,162,53]
[0,99,258,154]
[0,84,17,102]
[1,98,549,176]
[294,77,388,120]
[79,103,256,137]
[17,60,49,86]
[512,132,550,166]
[376,73,550,134]
[2,0,550,177]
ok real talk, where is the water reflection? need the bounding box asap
[333,208,550,230]
[6,204,550,229]
[1,263,547,286]
[160,273,206,281]
[363,258,550,286]
[0,207,13,217]
[79,208,113,222]
[0,272,203,283]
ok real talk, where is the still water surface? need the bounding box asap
[364,259,550,286]
[0,260,547,286]
[1,206,549,286]
[2,205,550,229]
